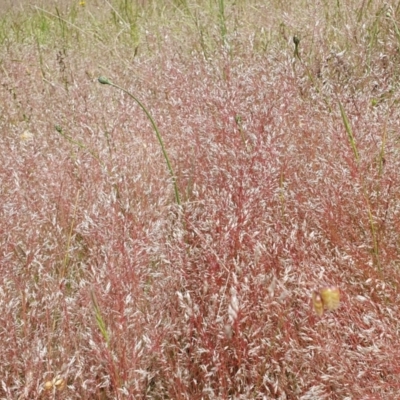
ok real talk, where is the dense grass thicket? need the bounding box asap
[1,0,400,398]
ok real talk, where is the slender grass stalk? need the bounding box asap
[338,101,381,271]
[55,7,67,41]
[293,35,301,61]
[55,125,123,207]
[218,0,227,45]
[60,189,80,280]
[235,114,251,151]
[55,125,106,169]
[378,117,387,177]
[35,33,46,79]
[90,290,110,347]
[279,170,286,222]
[98,76,181,206]
[339,101,359,163]
[392,17,400,47]
[33,6,98,47]
[291,35,324,100]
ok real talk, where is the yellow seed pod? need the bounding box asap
[312,291,324,316]
[44,381,53,391]
[53,377,66,391]
[320,287,340,311]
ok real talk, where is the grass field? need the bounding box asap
[1,0,400,398]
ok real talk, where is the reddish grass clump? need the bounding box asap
[1,0,400,399]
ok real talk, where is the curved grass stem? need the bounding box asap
[98,76,181,206]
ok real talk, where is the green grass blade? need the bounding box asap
[339,101,359,163]
[90,290,110,347]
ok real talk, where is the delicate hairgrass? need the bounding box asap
[98,76,181,206]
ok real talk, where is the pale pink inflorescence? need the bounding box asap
[1,1,400,398]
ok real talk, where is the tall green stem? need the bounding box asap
[98,76,181,206]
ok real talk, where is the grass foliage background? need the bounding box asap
[1,0,400,398]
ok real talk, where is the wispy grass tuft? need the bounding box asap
[2,0,400,398]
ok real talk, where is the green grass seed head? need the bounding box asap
[98,76,110,85]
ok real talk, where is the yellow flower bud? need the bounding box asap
[320,287,340,311]
[312,286,340,316]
